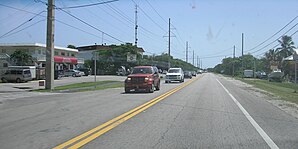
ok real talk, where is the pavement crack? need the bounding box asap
[152,103,186,148]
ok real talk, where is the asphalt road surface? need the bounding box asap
[0,73,297,149]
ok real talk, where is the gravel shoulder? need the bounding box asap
[220,75,298,119]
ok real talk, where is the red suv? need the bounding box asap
[124,66,160,93]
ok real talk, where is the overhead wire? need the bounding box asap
[1,19,46,39]
[131,0,167,33]
[55,7,125,43]
[246,15,298,52]
[0,10,45,39]
[59,0,119,9]
[250,22,298,54]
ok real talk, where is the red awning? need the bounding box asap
[54,56,77,64]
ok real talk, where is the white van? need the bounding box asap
[1,69,32,83]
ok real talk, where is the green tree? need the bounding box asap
[10,50,33,66]
[276,35,295,59]
[67,45,76,49]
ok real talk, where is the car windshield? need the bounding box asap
[131,68,152,74]
[168,69,180,73]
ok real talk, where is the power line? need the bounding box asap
[1,19,45,39]
[256,29,298,57]
[131,0,167,32]
[0,4,46,17]
[246,15,298,52]
[59,0,119,9]
[144,0,167,24]
[55,7,125,43]
[250,22,298,54]
[0,10,45,39]
[55,19,115,43]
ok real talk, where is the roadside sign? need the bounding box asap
[127,53,137,62]
[39,80,45,86]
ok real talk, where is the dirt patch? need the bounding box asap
[225,76,298,119]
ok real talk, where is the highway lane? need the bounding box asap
[0,75,188,149]
[81,73,298,149]
[0,73,297,149]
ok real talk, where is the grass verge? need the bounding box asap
[239,79,298,104]
[33,80,124,92]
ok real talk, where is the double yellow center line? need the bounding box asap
[53,76,202,149]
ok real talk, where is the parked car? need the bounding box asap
[192,71,197,77]
[165,68,184,83]
[124,66,160,93]
[64,69,83,77]
[184,71,192,79]
[76,68,90,76]
[1,69,32,83]
[256,71,267,79]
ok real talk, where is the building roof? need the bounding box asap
[77,44,145,52]
[0,43,78,52]
[283,49,298,61]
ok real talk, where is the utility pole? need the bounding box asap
[200,59,202,69]
[233,45,235,77]
[241,33,244,79]
[254,57,256,78]
[94,51,97,85]
[197,55,199,68]
[102,33,104,45]
[45,0,55,90]
[193,50,195,66]
[134,4,138,46]
[186,41,188,63]
[168,18,171,68]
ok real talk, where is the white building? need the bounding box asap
[0,43,81,74]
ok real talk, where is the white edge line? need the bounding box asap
[216,79,279,149]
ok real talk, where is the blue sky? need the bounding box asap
[0,0,298,68]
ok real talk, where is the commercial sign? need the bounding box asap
[127,53,137,62]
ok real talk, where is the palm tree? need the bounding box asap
[275,35,296,78]
[264,49,279,71]
[276,35,295,59]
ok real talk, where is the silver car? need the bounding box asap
[64,69,83,77]
[1,69,32,83]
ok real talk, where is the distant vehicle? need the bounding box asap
[1,69,32,83]
[268,69,284,82]
[256,71,267,79]
[165,68,184,83]
[116,66,127,76]
[76,68,90,76]
[191,71,197,77]
[184,71,192,79]
[8,66,36,79]
[124,66,160,93]
[197,70,203,74]
[244,70,253,78]
[64,69,83,77]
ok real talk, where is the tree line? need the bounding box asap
[211,35,297,79]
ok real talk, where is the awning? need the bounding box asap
[54,56,77,64]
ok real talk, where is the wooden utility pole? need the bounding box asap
[193,50,195,66]
[134,4,138,46]
[168,18,171,68]
[186,41,188,63]
[233,45,235,77]
[241,33,244,78]
[45,0,55,90]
